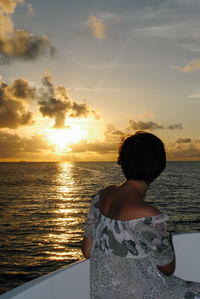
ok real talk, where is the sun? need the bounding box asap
[46,124,88,152]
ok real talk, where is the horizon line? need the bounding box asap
[0,160,200,163]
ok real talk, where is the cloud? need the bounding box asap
[139,110,155,119]
[167,135,200,160]
[181,60,200,72]
[128,119,164,131]
[0,0,23,14]
[69,140,118,154]
[104,123,126,143]
[26,2,34,15]
[67,122,124,156]
[104,120,183,146]
[0,131,54,159]
[88,15,107,39]
[176,138,191,143]
[167,143,200,160]
[189,93,200,99]
[134,18,199,41]
[167,123,182,130]
[0,76,35,128]
[112,129,126,136]
[76,15,107,40]
[0,31,56,64]
[69,136,200,161]
[188,93,200,104]
[0,0,55,63]
[128,119,183,132]
[0,72,99,130]
[38,71,100,129]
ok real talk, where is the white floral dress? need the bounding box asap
[84,190,200,299]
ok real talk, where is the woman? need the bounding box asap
[82,131,200,298]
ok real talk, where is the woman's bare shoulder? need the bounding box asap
[134,204,161,218]
[101,185,117,196]
[120,202,161,220]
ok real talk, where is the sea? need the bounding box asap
[0,161,200,295]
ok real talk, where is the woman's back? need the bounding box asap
[87,190,187,299]
[99,183,161,221]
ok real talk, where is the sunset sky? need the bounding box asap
[1,0,200,161]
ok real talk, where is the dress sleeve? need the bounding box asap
[136,214,175,267]
[83,191,101,238]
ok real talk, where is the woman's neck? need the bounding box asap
[120,179,149,200]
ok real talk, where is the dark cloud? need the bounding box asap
[0,77,35,128]
[0,31,56,64]
[69,102,93,118]
[167,123,182,130]
[112,130,126,136]
[0,131,54,158]
[128,119,183,132]
[128,119,164,131]
[0,0,56,63]
[38,72,100,128]
[0,72,99,130]
[6,77,36,101]
[176,138,191,143]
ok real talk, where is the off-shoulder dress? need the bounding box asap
[84,190,200,299]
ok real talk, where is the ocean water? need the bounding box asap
[0,161,200,295]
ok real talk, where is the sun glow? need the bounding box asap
[46,124,88,152]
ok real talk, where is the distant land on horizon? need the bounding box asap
[1,160,200,163]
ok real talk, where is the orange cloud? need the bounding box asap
[167,143,200,161]
[182,60,200,72]
[38,71,100,128]
[27,2,34,15]
[77,15,107,40]
[70,139,118,154]
[104,123,126,143]
[0,0,23,14]
[0,0,55,63]
[88,15,107,39]
[0,131,54,159]
[139,110,155,119]
[0,72,99,129]
[0,76,35,128]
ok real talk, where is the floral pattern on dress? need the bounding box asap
[84,190,200,299]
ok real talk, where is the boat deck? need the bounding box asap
[1,233,200,298]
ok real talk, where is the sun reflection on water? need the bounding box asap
[45,250,82,261]
[44,162,84,262]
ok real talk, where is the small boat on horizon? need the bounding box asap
[1,233,200,299]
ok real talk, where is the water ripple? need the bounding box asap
[0,161,200,294]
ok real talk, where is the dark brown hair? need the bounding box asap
[117,131,166,183]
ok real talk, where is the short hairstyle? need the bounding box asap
[117,131,166,183]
